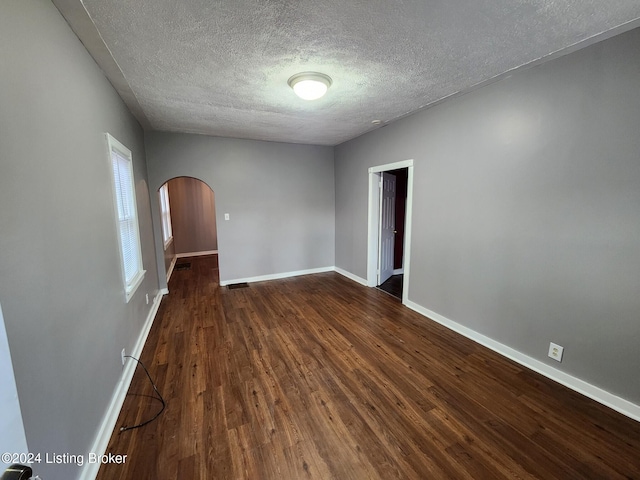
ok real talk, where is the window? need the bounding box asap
[159,183,173,248]
[106,133,145,302]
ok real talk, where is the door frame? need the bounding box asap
[367,159,414,304]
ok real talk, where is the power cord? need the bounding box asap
[119,355,166,432]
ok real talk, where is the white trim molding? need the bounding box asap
[219,266,334,287]
[166,254,177,283]
[79,290,165,480]
[334,267,368,286]
[405,300,640,423]
[176,250,218,259]
[367,159,414,306]
[368,159,414,173]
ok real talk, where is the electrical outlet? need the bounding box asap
[548,342,564,362]
[121,348,126,366]
[145,293,149,305]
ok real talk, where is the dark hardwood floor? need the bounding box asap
[97,255,640,479]
[377,274,403,300]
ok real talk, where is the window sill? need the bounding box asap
[125,270,146,303]
[163,236,174,251]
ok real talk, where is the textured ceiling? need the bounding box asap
[53,0,640,146]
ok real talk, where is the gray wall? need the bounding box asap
[0,1,159,478]
[145,132,335,285]
[335,28,640,404]
[168,177,218,254]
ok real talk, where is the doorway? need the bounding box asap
[367,160,414,304]
[378,168,408,299]
[159,177,219,283]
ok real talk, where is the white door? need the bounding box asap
[0,302,29,471]
[378,172,396,285]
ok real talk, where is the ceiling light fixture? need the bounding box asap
[288,72,332,100]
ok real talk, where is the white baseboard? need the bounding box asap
[79,291,165,480]
[393,268,404,275]
[405,300,640,423]
[176,250,218,259]
[220,266,334,286]
[166,255,177,283]
[334,267,368,286]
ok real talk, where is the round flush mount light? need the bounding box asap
[288,72,332,100]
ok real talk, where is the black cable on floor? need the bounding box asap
[119,355,166,432]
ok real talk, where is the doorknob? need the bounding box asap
[393,230,397,234]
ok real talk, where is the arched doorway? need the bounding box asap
[158,177,218,283]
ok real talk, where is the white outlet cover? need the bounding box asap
[548,342,564,362]
[224,213,230,220]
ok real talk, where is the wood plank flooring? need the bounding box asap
[97,255,640,479]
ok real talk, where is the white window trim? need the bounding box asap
[159,183,173,250]
[106,133,146,303]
